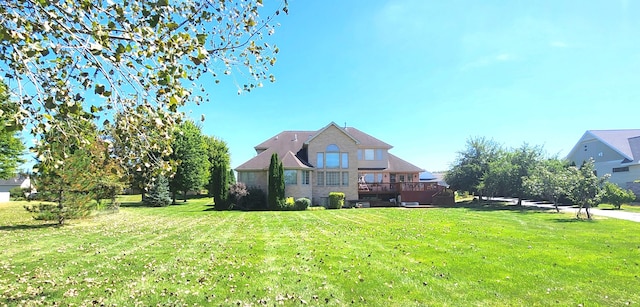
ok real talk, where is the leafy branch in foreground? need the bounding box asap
[0,0,287,172]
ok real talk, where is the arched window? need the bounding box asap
[326,144,339,152]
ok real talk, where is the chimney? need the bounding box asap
[294,134,298,141]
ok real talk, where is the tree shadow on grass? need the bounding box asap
[553,218,597,223]
[434,200,553,213]
[0,223,59,231]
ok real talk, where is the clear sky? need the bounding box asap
[186,0,640,172]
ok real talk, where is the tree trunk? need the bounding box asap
[576,204,583,219]
[172,191,176,205]
[517,197,522,206]
[585,206,592,219]
[183,191,187,202]
[553,197,559,213]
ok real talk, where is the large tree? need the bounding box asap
[0,81,25,179]
[523,158,572,212]
[26,115,121,224]
[169,121,209,203]
[445,137,502,200]
[268,152,285,210]
[485,143,543,205]
[204,135,231,210]
[1,0,287,172]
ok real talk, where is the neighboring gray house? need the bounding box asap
[566,129,640,195]
[235,122,441,206]
[0,175,33,202]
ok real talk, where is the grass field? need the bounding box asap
[1,197,639,306]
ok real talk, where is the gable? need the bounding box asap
[567,130,640,165]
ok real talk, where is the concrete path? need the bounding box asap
[489,197,640,223]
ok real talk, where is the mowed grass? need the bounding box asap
[1,198,639,306]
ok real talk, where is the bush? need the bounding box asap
[294,198,311,211]
[279,196,295,211]
[328,192,345,209]
[306,206,326,211]
[9,186,27,201]
[242,187,267,211]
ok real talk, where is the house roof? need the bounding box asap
[237,130,313,171]
[568,129,640,164]
[387,153,425,173]
[0,176,28,187]
[237,123,420,171]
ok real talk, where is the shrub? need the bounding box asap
[306,206,326,211]
[242,187,267,211]
[9,186,27,201]
[328,192,345,209]
[294,198,311,211]
[279,196,295,211]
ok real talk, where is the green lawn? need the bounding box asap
[1,198,639,306]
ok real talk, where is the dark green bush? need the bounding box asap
[294,198,311,211]
[328,192,345,209]
[242,187,267,211]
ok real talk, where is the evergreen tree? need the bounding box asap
[170,121,210,203]
[268,153,285,210]
[144,175,172,207]
[204,136,231,210]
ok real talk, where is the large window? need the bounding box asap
[318,144,348,169]
[238,172,257,186]
[375,149,383,160]
[302,170,310,185]
[284,170,297,185]
[326,172,340,186]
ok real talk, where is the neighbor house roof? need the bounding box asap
[568,129,640,164]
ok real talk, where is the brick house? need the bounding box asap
[236,122,446,206]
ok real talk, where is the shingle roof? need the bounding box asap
[387,153,425,173]
[588,129,640,162]
[236,123,420,171]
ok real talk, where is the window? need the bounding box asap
[326,153,340,168]
[399,175,405,182]
[317,172,324,186]
[284,170,297,185]
[376,149,383,160]
[317,152,324,168]
[239,172,257,186]
[364,149,375,160]
[613,167,629,173]
[390,174,396,183]
[376,173,383,183]
[341,153,349,168]
[326,144,339,151]
[342,172,349,186]
[326,172,340,186]
[302,170,310,185]
[357,149,362,160]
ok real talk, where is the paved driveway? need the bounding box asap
[490,197,640,223]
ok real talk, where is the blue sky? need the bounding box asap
[187,0,640,172]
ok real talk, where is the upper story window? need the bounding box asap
[317,144,348,169]
[358,148,384,161]
[613,167,629,173]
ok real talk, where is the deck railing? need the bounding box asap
[358,182,440,193]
